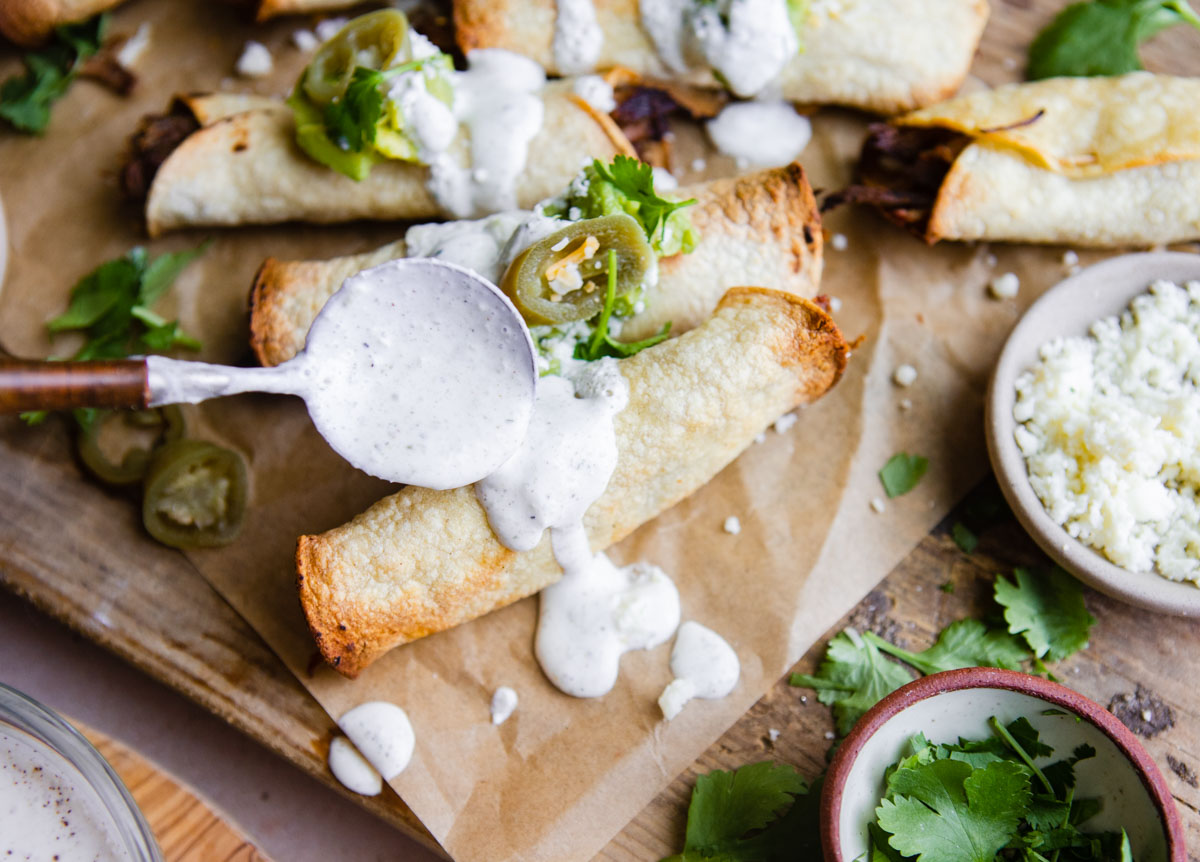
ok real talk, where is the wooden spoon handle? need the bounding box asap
[0,358,150,413]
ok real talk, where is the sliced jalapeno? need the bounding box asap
[142,439,247,549]
[500,214,655,326]
[302,10,410,106]
[75,405,185,487]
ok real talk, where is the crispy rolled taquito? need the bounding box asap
[836,73,1200,247]
[298,287,847,677]
[128,80,629,237]
[0,0,118,45]
[453,0,988,114]
[249,161,822,366]
[254,0,359,20]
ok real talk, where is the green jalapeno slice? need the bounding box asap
[142,439,247,549]
[500,214,655,326]
[75,405,185,487]
[302,9,410,106]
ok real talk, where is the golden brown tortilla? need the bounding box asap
[249,161,823,366]
[454,0,989,114]
[297,287,848,677]
[143,81,629,236]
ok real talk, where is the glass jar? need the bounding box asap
[0,682,162,861]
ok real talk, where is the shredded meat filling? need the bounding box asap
[611,81,727,167]
[823,123,972,242]
[121,105,200,201]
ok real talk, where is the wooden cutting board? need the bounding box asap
[78,723,268,861]
[4,3,1200,860]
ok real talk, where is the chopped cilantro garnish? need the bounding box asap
[322,59,428,153]
[574,249,671,362]
[0,15,106,134]
[1028,0,1200,79]
[951,521,978,554]
[995,567,1095,662]
[591,155,697,244]
[879,452,929,498]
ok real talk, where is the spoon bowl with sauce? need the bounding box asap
[0,259,538,490]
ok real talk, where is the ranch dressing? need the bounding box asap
[327,736,383,796]
[554,0,604,75]
[475,360,684,697]
[0,725,131,861]
[426,50,547,218]
[706,100,812,166]
[338,701,416,781]
[657,621,740,719]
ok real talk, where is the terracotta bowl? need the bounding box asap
[820,668,1184,862]
[987,251,1200,616]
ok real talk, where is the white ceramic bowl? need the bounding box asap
[820,668,1185,862]
[987,251,1200,616]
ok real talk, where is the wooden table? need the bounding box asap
[3,2,1200,860]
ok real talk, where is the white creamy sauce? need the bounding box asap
[554,0,604,75]
[490,687,519,725]
[147,259,536,490]
[706,100,812,167]
[327,736,383,796]
[657,621,740,720]
[425,50,547,218]
[640,0,798,98]
[572,74,616,113]
[405,211,531,284]
[0,725,131,861]
[338,701,416,781]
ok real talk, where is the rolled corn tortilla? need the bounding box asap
[453,0,988,114]
[249,161,822,366]
[0,0,118,45]
[843,73,1200,247]
[254,0,360,20]
[136,81,629,237]
[297,287,848,677]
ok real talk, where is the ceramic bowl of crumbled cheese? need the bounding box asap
[988,252,1200,615]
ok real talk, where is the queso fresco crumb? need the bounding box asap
[1014,280,1200,580]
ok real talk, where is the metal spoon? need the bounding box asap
[0,259,537,490]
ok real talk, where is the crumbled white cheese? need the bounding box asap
[658,679,694,720]
[989,272,1020,300]
[490,686,518,725]
[899,398,913,411]
[652,166,678,190]
[691,157,707,173]
[984,253,998,268]
[893,363,918,387]
[1014,280,1200,580]
[1062,250,1079,269]
[723,516,742,535]
[314,17,349,42]
[829,296,843,313]
[116,22,151,68]
[824,730,836,740]
[235,41,273,78]
[753,431,767,445]
[773,412,798,433]
[767,728,781,742]
[707,100,811,165]
[571,74,616,113]
[291,28,319,52]
[870,497,886,514]
[830,233,848,251]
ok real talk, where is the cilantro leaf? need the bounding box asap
[0,15,106,134]
[1027,0,1200,79]
[789,629,915,735]
[994,567,1095,661]
[321,59,429,154]
[951,521,978,554]
[863,620,1030,677]
[676,762,808,858]
[139,241,210,307]
[877,758,1030,862]
[879,452,928,498]
[576,249,672,361]
[591,155,696,243]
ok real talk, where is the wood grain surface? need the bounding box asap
[2,2,1200,861]
[79,722,269,861]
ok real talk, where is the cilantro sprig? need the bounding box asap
[872,718,1132,862]
[591,155,697,244]
[322,59,427,153]
[0,15,107,134]
[880,452,929,498]
[575,250,672,361]
[23,243,209,430]
[790,567,1095,737]
[1027,0,1200,79]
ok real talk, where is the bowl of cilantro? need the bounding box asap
[820,667,1184,862]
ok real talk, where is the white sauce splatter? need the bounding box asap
[706,101,811,167]
[572,74,616,113]
[658,621,740,719]
[115,22,152,68]
[235,40,273,78]
[327,736,383,796]
[338,701,416,781]
[723,516,742,535]
[490,686,519,725]
[554,0,604,75]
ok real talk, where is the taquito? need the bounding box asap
[298,287,847,677]
[841,73,1200,247]
[249,161,823,366]
[131,81,628,237]
[0,0,118,45]
[453,0,988,114]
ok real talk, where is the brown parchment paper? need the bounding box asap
[0,3,1172,860]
